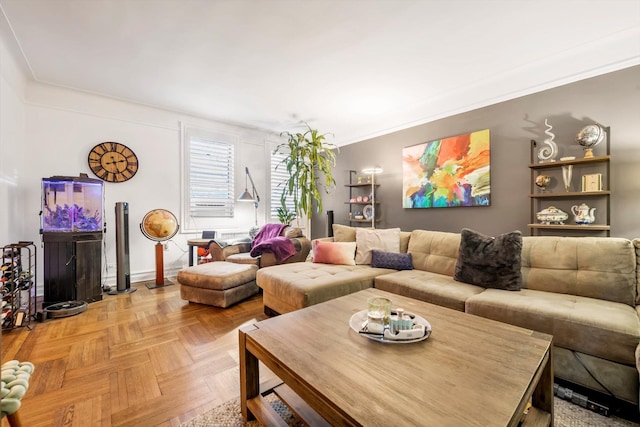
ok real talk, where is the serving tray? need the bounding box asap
[349,310,432,344]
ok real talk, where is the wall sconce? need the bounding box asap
[238,166,260,226]
[362,167,383,228]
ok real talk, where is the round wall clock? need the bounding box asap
[88,142,139,183]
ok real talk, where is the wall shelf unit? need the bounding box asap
[345,170,380,227]
[528,126,610,236]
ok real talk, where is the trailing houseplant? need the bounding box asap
[275,123,338,233]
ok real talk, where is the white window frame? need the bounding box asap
[180,123,239,233]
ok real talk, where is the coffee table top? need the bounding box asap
[245,288,552,426]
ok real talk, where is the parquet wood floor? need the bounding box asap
[1,282,271,426]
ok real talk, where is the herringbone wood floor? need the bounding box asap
[1,282,272,426]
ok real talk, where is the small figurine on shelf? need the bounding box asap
[357,176,363,184]
[537,119,558,163]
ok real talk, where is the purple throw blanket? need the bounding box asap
[249,223,296,261]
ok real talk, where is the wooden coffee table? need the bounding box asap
[240,288,553,426]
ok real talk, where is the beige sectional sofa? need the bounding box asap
[256,225,640,406]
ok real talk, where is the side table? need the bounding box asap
[186,239,214,266]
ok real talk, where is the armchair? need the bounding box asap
[208,225,311,268]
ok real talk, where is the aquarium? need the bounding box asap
[41,176,104,232]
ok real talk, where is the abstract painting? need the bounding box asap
[402,129,490,208]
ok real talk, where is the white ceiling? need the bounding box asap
[2,0,639,145]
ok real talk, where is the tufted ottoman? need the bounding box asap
[177,261,259,308]
[256,262,395,315]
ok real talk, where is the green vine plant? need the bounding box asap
[276,203,296,225]
[274,123,338,232]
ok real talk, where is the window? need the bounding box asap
[189,137,235,217]
[270,150,297,219]
[184,128,236,219]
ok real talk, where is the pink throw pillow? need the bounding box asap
[313,240,356,265]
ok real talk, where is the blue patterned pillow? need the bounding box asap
[371,250,413,270]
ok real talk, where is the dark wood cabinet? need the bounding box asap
[43,232,102,307]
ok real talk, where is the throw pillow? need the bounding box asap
[283,226,303,238]
[454,228,523,291]
[371,250,413,270]
[355,228,401,265]
[313,240,356,265]
[332,224,357,242]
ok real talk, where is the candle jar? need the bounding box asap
[367,297,391,333]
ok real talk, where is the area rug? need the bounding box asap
[181,394,639,427]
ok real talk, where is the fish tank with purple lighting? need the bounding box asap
[41,175,104,233]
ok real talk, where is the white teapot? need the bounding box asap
[571,203,596,225]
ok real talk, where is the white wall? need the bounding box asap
[0,27,27,245]
[23,82,278,288]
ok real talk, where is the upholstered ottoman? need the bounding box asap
[256,262,395,315]
[177,261,259,308]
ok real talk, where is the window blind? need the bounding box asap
[189,137,235,217]
[270,151,297,218]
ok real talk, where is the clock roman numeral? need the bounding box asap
[96,168,107,179]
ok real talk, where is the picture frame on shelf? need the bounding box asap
[582,173,602,192]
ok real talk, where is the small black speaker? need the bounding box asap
[326,210,334,237]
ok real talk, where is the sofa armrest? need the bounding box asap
[208,240,252,261]
[260,237,312,268]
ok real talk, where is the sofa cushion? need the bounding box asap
[454,228,523,291]
[407,230,461,276]
[283,226,303,238]
[371,250,413,270]
[633,239,640,305]
[313,240,356,265]
[257,262,395,311]
[375,270,485,312]
[521,236,637,306]
[465,288,640,365]
[333,224,358,242]
[355,227,401,264]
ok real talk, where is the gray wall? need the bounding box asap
[313,66,640,240]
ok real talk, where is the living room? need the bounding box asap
[2,1,640,426]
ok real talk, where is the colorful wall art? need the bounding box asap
[402,129,490,208]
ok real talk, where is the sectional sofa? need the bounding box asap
[256,224,640,406]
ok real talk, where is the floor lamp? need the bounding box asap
[362,167,383,228]
[238,166,260,226]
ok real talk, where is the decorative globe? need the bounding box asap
[576,124,606,157]
[140,209,179,241]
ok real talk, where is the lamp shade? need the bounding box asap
[238,190,255,202]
